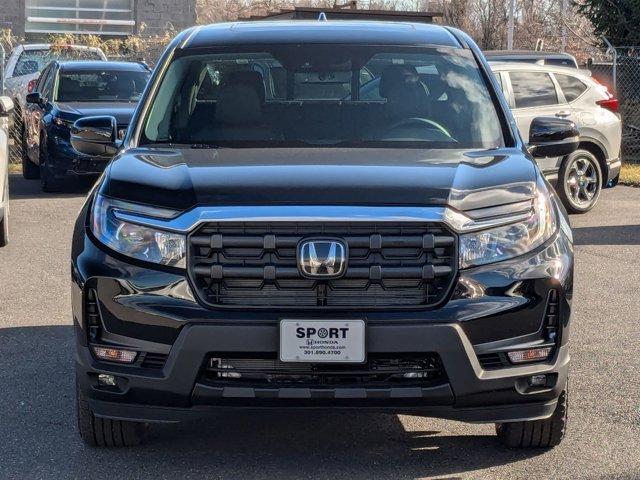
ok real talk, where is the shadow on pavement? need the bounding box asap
[8,173,95,200]
[572,225,640,246]
[0,325,546,479]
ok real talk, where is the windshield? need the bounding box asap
[14,49,103,77]
[55,70,150,102]
[142,45,505,149]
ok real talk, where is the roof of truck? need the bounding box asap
[184,21,463,49]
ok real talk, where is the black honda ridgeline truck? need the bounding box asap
[71,21,575,448]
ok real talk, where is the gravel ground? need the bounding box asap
[0,174,638,480]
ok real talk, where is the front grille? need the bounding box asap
[187,222,457,309]
[201,353,446,387]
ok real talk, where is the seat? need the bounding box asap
[379,65,431,122]
[57,79,83,102]
[209,82,273,141]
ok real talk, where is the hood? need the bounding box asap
[57,102,136,124]
[103,147,538,212]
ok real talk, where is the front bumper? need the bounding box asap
[72,216,573,424]
[49,134,110,177]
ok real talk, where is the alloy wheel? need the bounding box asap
[565,155,600,209]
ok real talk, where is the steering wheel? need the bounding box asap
[386,117,455,141]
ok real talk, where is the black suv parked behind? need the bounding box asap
[71,21,575,448]
[23,61,150,191]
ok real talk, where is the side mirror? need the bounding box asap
[0,97,14,117]
[71,116,119,157]
[26,92,43,105]
[529,117,579,158]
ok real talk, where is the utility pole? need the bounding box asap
[507,0,515,50]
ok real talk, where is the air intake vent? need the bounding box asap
[141,352,168,369]
[545,289,559,342]
[187,222,457,309]
[477,352,510,370]
[86,288,100,343]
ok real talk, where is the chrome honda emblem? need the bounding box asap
[298,239,347,278]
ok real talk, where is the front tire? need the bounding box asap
[496,383,568,448]
[557,150,602,214]
[76,384,148,447]
[39,135,64,192]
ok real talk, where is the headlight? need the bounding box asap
[459,185,558,269]
[90,194,186,267]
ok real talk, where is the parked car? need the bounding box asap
[71,21,575,449]
[491,62,621,213]
[23,60,151,191]
[0,96,13,246]
[485,50,579,69]
[3,44,106,160]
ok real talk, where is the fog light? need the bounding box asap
[92,346,137,363]
[528,374,547,387]
[507,347,552,364]
[97,374,117,386]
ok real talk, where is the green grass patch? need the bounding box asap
[620,163,640,187]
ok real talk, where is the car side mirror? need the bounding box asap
[529,117,579,158]
[0,96,14,117]
[26,92,43,105]
[71,116,119,157]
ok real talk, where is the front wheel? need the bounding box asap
[76,383,148,447]
[496,382,568,448]
[557,150,602,214]
[39,136,64,192]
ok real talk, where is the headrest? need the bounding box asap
[215,84,262,125]
[225,70,266,103]
[379,65,420,99]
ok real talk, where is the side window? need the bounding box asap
[36,66,50,93]
[40,67,56,99]
[555,74,588,102]
[509,71,559,108]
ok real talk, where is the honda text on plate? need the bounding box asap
[71,21,575,448]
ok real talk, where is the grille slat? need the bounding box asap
[188,222,457,309]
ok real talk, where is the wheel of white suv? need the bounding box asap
[76,382,148,447]
[495,381,568,448]
[558,150,602,214]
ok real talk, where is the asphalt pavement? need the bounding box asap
[0,174,638,479]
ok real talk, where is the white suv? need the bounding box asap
[490,62,621,213]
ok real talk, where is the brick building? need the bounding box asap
[0,0,197,38]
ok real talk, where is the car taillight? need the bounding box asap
[596,97,619,112]
[27,79,37,93]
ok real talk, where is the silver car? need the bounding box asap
[491,62,622,213]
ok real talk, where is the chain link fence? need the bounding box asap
[588,44,640,164]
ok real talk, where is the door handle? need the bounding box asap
[555,110,571,118]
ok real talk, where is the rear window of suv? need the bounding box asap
[555,73,588,102]
[142,45,505,149]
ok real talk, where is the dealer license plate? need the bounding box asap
[279,319,365,363]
